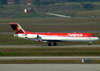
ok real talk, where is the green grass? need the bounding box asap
[0,18,100,32]
[76,10,100,17]
[0,60,88,64]
[0,60,81,64]
[0,47,100,56]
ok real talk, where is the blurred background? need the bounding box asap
[0,0,100,18]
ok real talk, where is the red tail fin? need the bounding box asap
[9,22,25,34]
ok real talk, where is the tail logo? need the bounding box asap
[14,30,17,33]
[9,22,25,34]
[17,26,22,32]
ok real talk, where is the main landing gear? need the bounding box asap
[88,42,92,45]
[48,42,57,46]
[48,42,52,46]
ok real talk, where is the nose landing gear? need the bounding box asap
[88,42,92,45]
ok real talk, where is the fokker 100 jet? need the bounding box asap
[9,22,99,46]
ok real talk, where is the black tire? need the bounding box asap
[53,42,57,46]
[88,42,92,45]
[48,42,52,46]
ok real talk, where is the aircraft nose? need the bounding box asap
[97,37,99,40]
[96,37,99,41]
[91,37,99,41]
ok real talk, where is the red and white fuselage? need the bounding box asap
[9,22,99,46]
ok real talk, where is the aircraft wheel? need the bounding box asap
[88,42,92,45]
[53,42,57,46]
[48,42,52,46]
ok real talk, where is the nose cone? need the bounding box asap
[90,37,99,41]
[97,37,99,40]
[95,37,99,41]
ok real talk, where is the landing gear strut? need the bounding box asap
[88,42,92,45]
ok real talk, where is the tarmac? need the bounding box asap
[0,64,100,71]
[0,56,100,60]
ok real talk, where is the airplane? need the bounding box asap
[9,22,99,46]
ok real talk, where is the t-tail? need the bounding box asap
[9,22,25,34]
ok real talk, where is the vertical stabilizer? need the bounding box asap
[9,22,25,34]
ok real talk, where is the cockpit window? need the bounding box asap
[90,35,95,37]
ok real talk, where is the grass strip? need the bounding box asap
[0,48,100,56]
[0,60,100,64]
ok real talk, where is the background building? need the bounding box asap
[0,0,28,4]
[0,0,7,4]
[14,0,20,4]
[7,0,14,4]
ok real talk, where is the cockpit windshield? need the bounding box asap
[90,35,95,37]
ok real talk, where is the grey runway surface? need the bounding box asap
[0,45,100,48]
[0,56,100,60]
[0,64,100,71]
